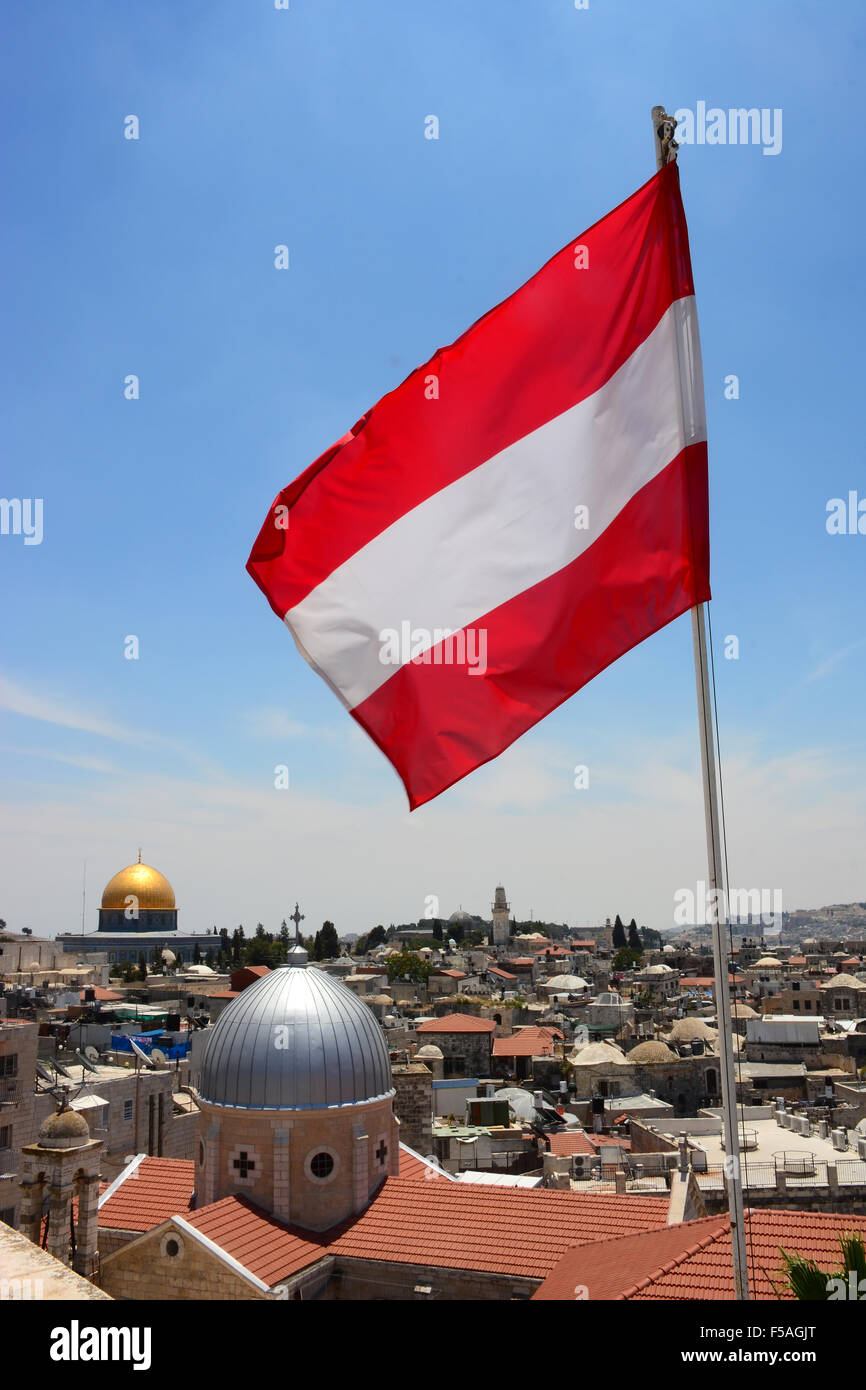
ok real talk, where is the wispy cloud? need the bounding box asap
[803,638,866,685]
[0,676,222,777]
[240,706,343,742]
[0,744,123,775]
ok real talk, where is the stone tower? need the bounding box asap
[19,1099,103,1278]
[491,884,511,947]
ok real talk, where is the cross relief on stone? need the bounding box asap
[233,1151,255,1179]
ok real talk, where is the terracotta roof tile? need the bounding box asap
[535,1209,866,1300]
[98,1157,195,1233]
[416,1013,495,1034]
[492,1036,554,1057]
[183,1195,332,1284]
[397,1146,448,1181]
[330,1178,667,1279]
[547,1133,597,1156]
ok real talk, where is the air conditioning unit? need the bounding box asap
[796,1116,810,1137]
[782,1113,794,1130]
[831,1128,848,1152]
[857,1137,866,1162]
[818,1120,830,1140]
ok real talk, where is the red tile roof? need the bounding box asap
[436,969,467,979]
[183,1195,332,1284]
[533,1215,728,1299]
[98,1157,195,1232]
[416,1013,495,1034]
[535,1209,866,1300]
[570,941,597,949]
[488,967,518,980]
[330,1178,668,1279]
[492,1035,555,1057]
[547,1132,597,1156]
[587,1134,631,1152]
[546,1132,631,1157]
[81,987,124,1002]
[397,1146,448,1181]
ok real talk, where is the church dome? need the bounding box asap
[199,959,393,1110]
[101,859,175,911]
[37,1105,91,1150]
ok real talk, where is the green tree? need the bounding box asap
[313,921,340,960]
[431,920,443,941]
[778,1233,866,1300]
[367,925,387,950]
[612,947,642,971]
[386,951,432,984]
[138,951,148,981]
[193,941,202,964]
[353,934,369,956]
[627,919,642,953]
[279,919,290,957]
[612,915,627,949]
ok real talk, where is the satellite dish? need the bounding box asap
[73,1049,99,1073]
[85,1046,99,1063]
[151,1048,168,1067]
[128,1037,154,1068]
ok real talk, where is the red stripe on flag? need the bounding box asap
[247,163,695,619]
[351,445,709,810]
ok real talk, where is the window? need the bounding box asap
[792,999,800,1010]
[0,1055,17,1077]
[0,1125,10,1150]
[310,1152,334,1179]
[164,1238,180,1257]
[123,1099,133,1122]
[0,1206,15,1227]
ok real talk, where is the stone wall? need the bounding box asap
[99,1222,266,1300]
[391,1064,432,1155]
[326,1255,538,1301]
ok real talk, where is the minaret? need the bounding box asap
[491,884,511,947]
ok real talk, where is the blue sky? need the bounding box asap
[1,0,864,939]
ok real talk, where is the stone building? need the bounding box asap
[414,1014,496,1078]
[0,1018,38,1227]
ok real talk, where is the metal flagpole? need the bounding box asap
[651,106,750,1300]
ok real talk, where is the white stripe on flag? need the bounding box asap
[286,297,705,711]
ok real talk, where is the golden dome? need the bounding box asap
[101,858,175,911]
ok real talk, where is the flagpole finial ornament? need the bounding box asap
[652,106,679,167]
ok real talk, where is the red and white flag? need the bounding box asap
[248,163,710,810]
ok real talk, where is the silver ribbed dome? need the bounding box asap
[199,961,393,1110]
